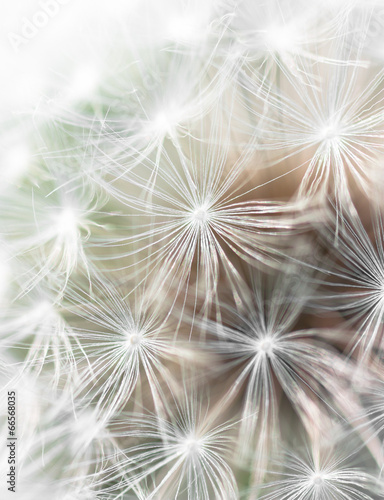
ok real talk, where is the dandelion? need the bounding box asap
[2,0,384,497]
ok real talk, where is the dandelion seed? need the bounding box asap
[65,277,194,419]
[94,386,238,500]
[0,179,105,291]
[315,206,384,360]
[231,0,341,77]
[96,114,312,316]
[238,56,384,208]
[203,267,357,474]
[260,444,380,500]
[0,285,77,388]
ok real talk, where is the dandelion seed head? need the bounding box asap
[6,3,383,498]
